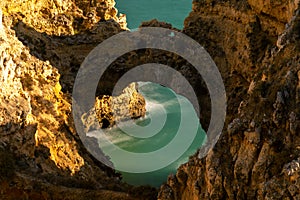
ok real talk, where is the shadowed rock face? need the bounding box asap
[158,1,300,199]
[0,1,154,200]
[1,0,300,199]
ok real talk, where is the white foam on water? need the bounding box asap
[87,82,206,186]
[87,129,133,148]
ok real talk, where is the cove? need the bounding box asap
[115,0,192,29]
[98,82,206,187]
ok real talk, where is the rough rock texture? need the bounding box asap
[158,0,300,199]
[95,19,211,131]
[1,0,300,199]
[83,82,146,129]
[2,0,127,94]
[0,0,127,36]
[11,17,123,94]
[0,1,153,200]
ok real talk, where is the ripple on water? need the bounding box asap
[115,0,192,29]
[95,82,207,187]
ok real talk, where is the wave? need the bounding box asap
[86,129,133,147]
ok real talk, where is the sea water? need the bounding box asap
[97,82,206,187]
[109,0,199,186]
[115,0,192,29]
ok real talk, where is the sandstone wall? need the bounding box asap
[83,82,146,129]
[1,0,300,199]
[159,1,300,199]
[0,1,152,199]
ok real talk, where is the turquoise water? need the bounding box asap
[95,82,206,187]
[115,0,192,29]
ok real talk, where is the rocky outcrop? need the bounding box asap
[0,1,153,200]
[83,82,146,129]
[1,0,300,199]
[159,0,300,199]
[0,0,127,36]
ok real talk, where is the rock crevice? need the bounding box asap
[159,1,300,199]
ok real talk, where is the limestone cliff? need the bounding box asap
[0,0,127,35]
[158,0,300,199]
[1,0,300,199]
[83,82,146,129]
[0,0,152,199]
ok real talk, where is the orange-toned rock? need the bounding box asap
[83,83,146,129]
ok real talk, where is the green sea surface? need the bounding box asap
[96,82,206,187]
[115,0,192,29]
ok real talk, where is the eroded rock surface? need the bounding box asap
[0,0,127,35]
[158,0,300,199]
[82,82,146,129]
[1,0,300,199]
[0,1,153,199]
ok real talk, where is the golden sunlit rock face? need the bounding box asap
[1,0,300,199]
[158,1,300,199]
[0,0,127,36]
[0,1,152,199]
[82,82,146,130]
[247,0,299,23]
[0,12,83,175]
[94,83,146,128]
